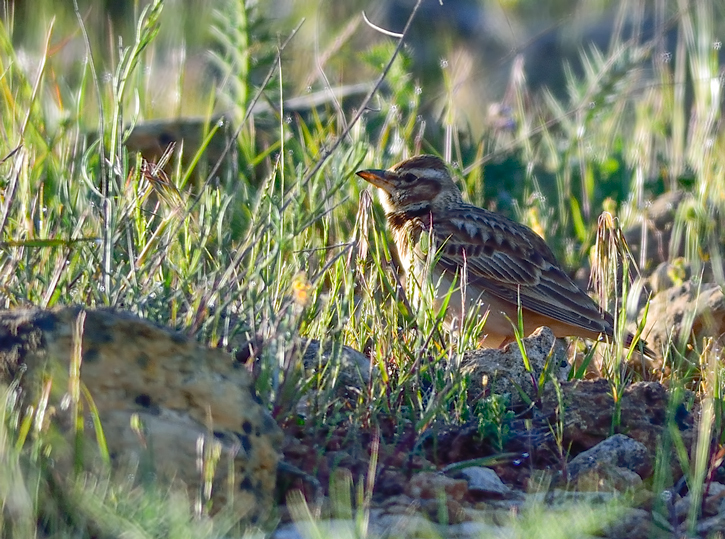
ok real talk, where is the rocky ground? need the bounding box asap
[273,351,701,539]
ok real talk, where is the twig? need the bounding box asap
[361,11,404,38]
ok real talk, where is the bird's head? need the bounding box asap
[356,155,463,215]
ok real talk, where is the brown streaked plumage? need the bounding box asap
[356,154,649,352]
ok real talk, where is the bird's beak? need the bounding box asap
[356,169,393,193]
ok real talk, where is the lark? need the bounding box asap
[357,154,648,351]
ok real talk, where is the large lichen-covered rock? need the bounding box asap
[0,306,282,521]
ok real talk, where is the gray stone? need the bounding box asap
[301,339,372,385]
[568,434,650,480]
[370,512,440,538]
[460,467,511,497]
[601,508,656,539]
[446,521,515,539]
[697,512,725,537]
[272,519,359,539]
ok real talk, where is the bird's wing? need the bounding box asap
[430,205,613,335]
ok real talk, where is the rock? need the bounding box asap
[301,339,371,386]
[406,472,469,502]
[623,190,689,271]
[570,464,643,493]
[294,339,372,417]
[420,497,467,524]
[601,508,657,539]
[124,116,235,185]
[466,503,523,526]
[376,468,408,497]
[642,280,725,354]
[235,336,370,411]
[674,482,725,522]
[697,511,725,537]
[530,489,617,506]
[566,434,650,482]
[380,493,416,514]
[673,492,689,521]
[705,482,725,516]
[540,379,693,457]
[0,307,282,521]
[646,259,689,295]
[369,511,440,538]
[446,521,513,538]
[461,326,569,406]
[271,519,357,539]
[459,467,511,498]
[269,522,301,539]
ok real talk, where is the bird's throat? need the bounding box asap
[386,206,432,232]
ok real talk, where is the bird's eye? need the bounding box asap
[402,172,417,183]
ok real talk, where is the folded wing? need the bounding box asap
[430,205,613,336]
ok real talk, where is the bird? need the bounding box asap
[356,154,649,353]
